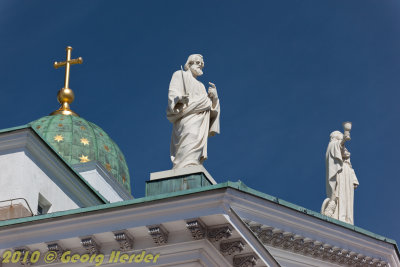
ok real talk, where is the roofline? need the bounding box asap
[230,207,282,266]
[0,180,397,248]
[0,124,30,134]
[0,124,109,204]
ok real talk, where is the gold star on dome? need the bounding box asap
[80,138,89,146]
[54,134,64,142]
[105,163,111,171]
[60,117,64,120]
[79,155,90,163]
[58,123,63,127]
[80,126,86,131]
[122,175,126,184]
[104,145,110,152]
[36,125,41,129]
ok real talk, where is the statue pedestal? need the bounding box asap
[146,166,217,196]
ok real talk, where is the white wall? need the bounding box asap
[0,150,79,215]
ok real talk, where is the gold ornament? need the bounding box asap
[79,155,90,163]
[80,138,90,146]
[50,46,83,116]
[54,134,64,143]
[105,163,111,171]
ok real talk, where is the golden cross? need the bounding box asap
[50,46,83,116]
[54,46,83,90]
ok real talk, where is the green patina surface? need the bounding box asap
[146,173,212,196]
[29,115,130,192]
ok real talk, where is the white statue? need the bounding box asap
[167,54,220,169]
[321,122,359,225]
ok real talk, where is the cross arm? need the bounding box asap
[54,57,83,69]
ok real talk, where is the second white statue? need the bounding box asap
[167,54,220,169]
[321,122,359,225]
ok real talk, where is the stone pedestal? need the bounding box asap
[146,166,217,196]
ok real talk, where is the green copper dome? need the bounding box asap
[29,114,131,193]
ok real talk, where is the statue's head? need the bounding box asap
[330,131,343,142]
[184,54,204,77]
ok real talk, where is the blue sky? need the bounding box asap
[1,1,400,244]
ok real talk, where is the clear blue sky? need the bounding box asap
[1,1,399,244]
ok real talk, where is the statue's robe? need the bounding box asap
[167,70,220,169]
[325,140,359,224]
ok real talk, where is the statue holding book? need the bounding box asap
[166,54,220,169]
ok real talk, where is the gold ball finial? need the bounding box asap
[57,87,75,105]
[50,90,78,116]
[51,87,78,116]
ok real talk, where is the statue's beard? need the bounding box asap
[191,66,203,76]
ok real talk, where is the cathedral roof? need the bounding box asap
[29,114,131,193]
[0,181,398,265]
